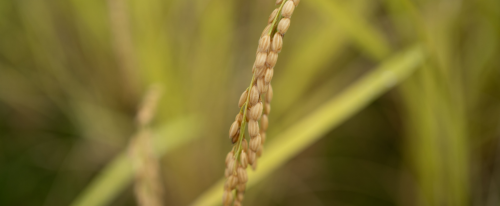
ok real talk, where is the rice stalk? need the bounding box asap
[222,0,300,205]
[128,86,164,206]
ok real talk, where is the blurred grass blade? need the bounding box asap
[305,0,392,60]
[191,46,423,206]
[70,116,201,206]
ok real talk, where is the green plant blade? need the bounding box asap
[191,46,423,206]
[70,116,201,206]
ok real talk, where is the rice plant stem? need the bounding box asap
[232,75,255,172]
[268,0,288,36]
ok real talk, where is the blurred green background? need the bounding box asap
[0,0,499,205]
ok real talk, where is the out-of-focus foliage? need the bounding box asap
[0,0,499,206]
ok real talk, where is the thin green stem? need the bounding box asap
[239,102,246,114]
[232,75,255,173]
[268,0,288,36]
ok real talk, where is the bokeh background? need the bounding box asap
[0,0,499,205]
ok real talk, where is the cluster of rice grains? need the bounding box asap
[223,0,299,205]
[128,86,164,206]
